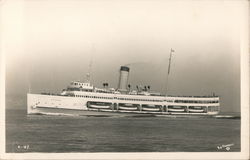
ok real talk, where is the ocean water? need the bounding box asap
[6,109,240,152]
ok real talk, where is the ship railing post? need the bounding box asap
[116,103,119,111]
[139,104,142,112]
[86,101,89,110]
[186,106,189,113]
[111,103,114,111]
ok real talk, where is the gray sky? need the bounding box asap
[3,0,246,112]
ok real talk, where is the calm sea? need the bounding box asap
[6,109,240,152]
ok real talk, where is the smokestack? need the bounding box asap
[118,66,130,91]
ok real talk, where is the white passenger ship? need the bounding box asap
[27,65,220,116]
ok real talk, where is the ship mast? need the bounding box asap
[165,48,175,95]
[27,75,31,93]
[86,57,92,83]
[28,57,32,93]
[86,44,95,83]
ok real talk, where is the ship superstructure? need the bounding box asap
[27,65,220,116]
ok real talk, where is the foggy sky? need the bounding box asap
[3,0,246,112]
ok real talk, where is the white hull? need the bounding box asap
[27,93,220,116]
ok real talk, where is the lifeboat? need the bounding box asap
[118,103,139,111]
[87,102,112,109]
[167,106,186,112]
[142,105,161,112]
[188,106,205,113]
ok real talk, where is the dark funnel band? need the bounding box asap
[120,66,130,72]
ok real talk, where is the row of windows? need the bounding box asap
[166,100,174,102]
[168,95,218,98]
[67,88,93,91]
[71,82,90,86]
[75,95,163,102]
[67,88,81,91]
[74,95,219,104]
[75,95,113,99]
[117,98,162,102]
[174,100,219,104]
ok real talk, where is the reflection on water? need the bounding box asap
[6,109,240,152]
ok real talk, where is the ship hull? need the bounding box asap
[31,106,146,117]
[27,93,220,116]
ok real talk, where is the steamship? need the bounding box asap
[27,66,220,116]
